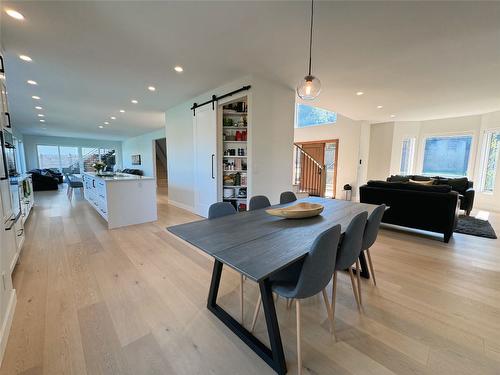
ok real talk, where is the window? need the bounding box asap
[399,137,415,175]
[296,104,337,128]
[37,145,61,170]
[82,147,116,171]
[38,145,117,173]
[480,130,500,193]
[37,145,79,171]
[422,135,472,177]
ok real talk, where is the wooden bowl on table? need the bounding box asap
[266,202,324,219]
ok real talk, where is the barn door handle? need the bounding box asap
[211,154,215,179]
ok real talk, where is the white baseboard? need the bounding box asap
[0,290,16,365]
[167,199,197,214]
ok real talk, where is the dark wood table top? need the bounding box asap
[167,197,378,282]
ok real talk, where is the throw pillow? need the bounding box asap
[409,179,433,185]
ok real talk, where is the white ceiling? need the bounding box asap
[1,1,500,140]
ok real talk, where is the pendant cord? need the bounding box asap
[308,0,314,76]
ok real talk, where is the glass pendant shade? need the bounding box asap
[297,75,321,100]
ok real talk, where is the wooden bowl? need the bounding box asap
[266,202,324,219]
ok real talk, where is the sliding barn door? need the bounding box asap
[194,105,217,217]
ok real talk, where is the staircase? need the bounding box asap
[293,144,326,197]
[155,141,168,188]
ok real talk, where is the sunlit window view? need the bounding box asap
[481,131,500,192]
[296,104,337,128]
[422,135,472,176]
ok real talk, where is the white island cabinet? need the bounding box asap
[83,172,157,229]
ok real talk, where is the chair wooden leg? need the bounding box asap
[321,288,334,335]
[355,259,362,307]
[296,299,302,375]
[250,294,262,332]
[348,267,361,311]
[366,248,377,286]
[331,271,337,340]
[240,274,244,324]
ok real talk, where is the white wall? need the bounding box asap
[294,114,368,200]
[23,134,123,171]
[122,129,165,178]
[367,122,394,181]
[165,75,295,212]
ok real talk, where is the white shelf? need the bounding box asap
[223,170,247,173]
[223,197,248,201]
[223,185,247,188]
[223,126,248,130]
[223,141,247,144]
[223,155,247,158]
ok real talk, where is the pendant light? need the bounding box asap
[297,0,321,100]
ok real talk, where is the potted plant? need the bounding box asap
[92,161,106,175]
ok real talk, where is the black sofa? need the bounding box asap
[387,175,474,215]
[29,169,59,191]
[122,168,143,176]
[359,180,459,242]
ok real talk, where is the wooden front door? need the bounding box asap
[296,140,338,198]
[300,143,325,196]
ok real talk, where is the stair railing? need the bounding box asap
[293,144,326,197]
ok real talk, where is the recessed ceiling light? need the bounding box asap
[390,114,396,118]
[356,91,364,96]
[32,95,40,100]
[119,109,125,113]
[174,66,184,72]
[27,80,38,85]
[98,125,104,129]
[19,55,32,62]
[131,99,138,104]
[6,9,24,20]
[39,119,45,123]
[377,105,383,109]
[35,106,42,110]
[37,114,44,117]
[110,116,116,120]
[148,86,156,92]
[104,121,109,125]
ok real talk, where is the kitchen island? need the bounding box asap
[82,172,157,229]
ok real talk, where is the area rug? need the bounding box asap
[455,215,497,239]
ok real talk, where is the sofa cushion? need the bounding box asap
[410,175,432,181]
[409,179,433,186]
[367,180,452,193]
[433,177,469,194]
[387,175,410,182]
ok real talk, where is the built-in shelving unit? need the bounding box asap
[220,97,249,211]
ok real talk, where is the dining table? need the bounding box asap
[167,197,378,375]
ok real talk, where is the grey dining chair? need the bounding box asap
[249,195,271,210]
[280,191,297,204]
[361,204,386,286]
[331,211,368,317]
[208,202,236,219]
[208,202,246,323]
[65,174,83,201]
[250,224,341,375]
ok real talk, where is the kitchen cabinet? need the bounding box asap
[83,172,157,229]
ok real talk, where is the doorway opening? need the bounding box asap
[155,138,168,191]
[293,140,338,198]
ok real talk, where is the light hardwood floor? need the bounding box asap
[1,187,500,375]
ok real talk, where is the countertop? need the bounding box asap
[83,172,154,181]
